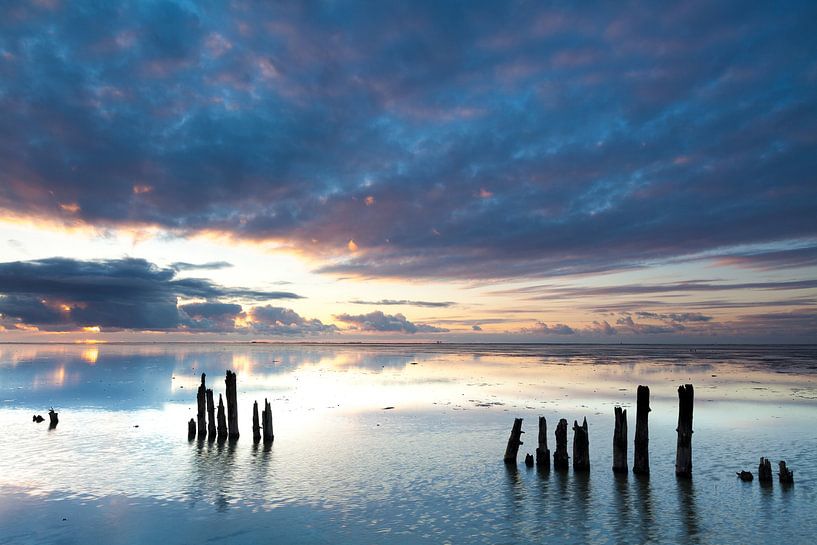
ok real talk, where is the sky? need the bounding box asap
[0,0,815,343]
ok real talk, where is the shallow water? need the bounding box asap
[1,343,815,544]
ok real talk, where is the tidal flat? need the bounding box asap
[1,343,815,544]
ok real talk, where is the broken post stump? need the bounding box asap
[758,457,773,482]
[187,418,196,440]
[225,370,239,439]
[613,406,628,474]
[206,388,216,439]
[573,417,590,471]
[737,470,753,482]
[32,414,44,423]
[524,453,534,467]
[503,418,524,464]
[554,418,569,470]
[779,461,794,484]
[48,408,58,429]
[633,385,650,475]
[675,384,694,478]
[252,400,262,442]
[535,416,550,470]
[216,393,228,441]
[262,399,274,443]
[196,373,207,438]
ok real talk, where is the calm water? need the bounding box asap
[1,343,816,544]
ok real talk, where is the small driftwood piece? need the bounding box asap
[613,406,628,474]
[573,417,589,471]
[675,384,694,478]
[737,471,753,481]
[225,370,239,439]
[633,385,650,475]
[187,418,196,440]
[48,408,59,429]
[535,416,550,470]
[758,457,773,482]
[216,394,228,441]
[524,453,534,467]
[503,418,524,464]
[206,388,216,439]
[33,414,44,423]
[778,461,794,484]
[252,400,262,442]
[262,399,274,443]
[554,418,569,470]
[196,373,207,438]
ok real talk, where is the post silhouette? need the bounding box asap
[216,393,227,441]
[675,384,694,478]
[554,418,569,470]
[613,406,628,473]
[573,417,589,471]
[196,373,207,438]
[536,416,550,470]
[262,399,274,443]
[633,385,650,475]
[225,370,239,439]
[503,418,524,464]
[206,388,216,439]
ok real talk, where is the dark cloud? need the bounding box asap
[348,299,456,308]
[520,322,576,335]
[0,257,300,331]
[171,261,233,271]
[245,305,338,335]
[0,1,814,279]
[334,311,448,334]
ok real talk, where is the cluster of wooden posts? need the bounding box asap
[31,408,59,429]
[503,383,794,484]
[186,371,274,444]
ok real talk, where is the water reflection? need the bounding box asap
[633,473,654,544]
[676,477,700,543]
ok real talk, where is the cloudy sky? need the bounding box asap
[1,0,815,342]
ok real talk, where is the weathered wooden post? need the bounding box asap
[216,393,228,441]
[225,370,239,439]
[502,418,524,464]
[535,416,550,470]
[758,457,773,482]
[524,454,534,467]
[675,384,694,478]
[262,399,274,443]
[206,389,216,439]
[613,406,628,473]
[778,461,794,484]
[633,385,650,475]
[187,418,196,440]
[48,408,58,429]
[554,418,569,470]
[196,373,207,438]
[573,417,590,471]
[252,400,262,442]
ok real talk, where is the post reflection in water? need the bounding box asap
[633,473,655,544]
[676,477,700,544]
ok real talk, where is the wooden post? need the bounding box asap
[206,388,216,439]
[502,418,524,464]
[553,418,569,470]
[758,457,773,482]
[675,384,694,478]
[524,453,534,467]
[573,417,589,471]
[262,399,274,443]
[225,370,239,439]
[613,406,628,473]
[778,461,794,484]
[187,418,196,439]
[535,416,550,470]
[48,408,58,429]
[196,373,207,438]
[633,385,650,475]
[252,400,262,442]
[216,393,228,441]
